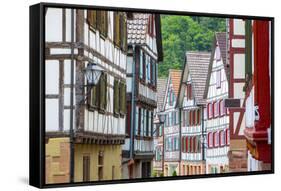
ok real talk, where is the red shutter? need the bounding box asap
[182,137,185,152]
[185,137,188,153]
[226,129,229,145]
[189,85,192,99]
[189,111,192,126]
[193,137,196,152]
[126,104,131,135]
[197,109,201,125]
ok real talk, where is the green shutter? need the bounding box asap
[87,10,97,30]
[104,73,107,110]
[91,85,97,107]
[114,79,119,115]
[119,81,126,115]
[245,19,252,80]
[96,11,102,32]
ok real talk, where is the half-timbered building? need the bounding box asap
[203,32,230,174]
[177,52,210,175]
[122,13,163,179]
[45,8,128,183]
[152,78,167,177]
[227,19,248,172]
[243,20,272,171]
[163,70,182,176]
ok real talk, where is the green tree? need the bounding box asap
[159,15,226,77]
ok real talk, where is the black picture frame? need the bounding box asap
[30,2,274,188]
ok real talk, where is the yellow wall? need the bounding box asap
[45,137,70,184]
[74,144,122,182]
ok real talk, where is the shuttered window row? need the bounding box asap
[181,136,201,153]
[207,129,229,148]
[207,100,228,119]
[87,10,108,37]
[87,11,127,50]
[182,109,201,127]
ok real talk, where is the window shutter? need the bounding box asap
[96,11,102,32]
[197,109,201,125]
[99,73,106,111]
[119,81,126,115]
[185,137,188,152]
[189,84,192,100]
[87,10,97,29]
[114,79,119,115]
[100,11,108,37]
[245,19,252,80]
[114,12,121,46]
[91,84,97,107]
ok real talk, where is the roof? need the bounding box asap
[203,32,228,98]
[127,14,149,44]
[186,52,211,105]
[156,78,168,112]
[169,69,182,98]
[127,13,163,61]
[216,32,227,69]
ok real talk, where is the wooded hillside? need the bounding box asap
[159,16,226,77]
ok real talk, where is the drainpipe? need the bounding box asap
[201,105,205,161]
[179,108,182,175]
[69,9,75,183]
[130,45,136,161]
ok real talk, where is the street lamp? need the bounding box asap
[158,113,166,125]
[84,62,104,86]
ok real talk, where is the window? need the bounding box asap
[139,50,143,79]
[182,137,185,152]
[226,129,230,145]
[113,12,127,49]
[208,103,213,119]
[98,151,104,180]
[186,137,189,153]
[197,136,201,153]
[83,155,90,181]
[186,83,192,100]
[208,132,213,148]
[189,111,192,126]
[190,137,193,153]
[216,70,221,89]
[197,109,201,125]
[214,101,219,118]
[214,132,220,147]
[204,107,207,120]
[146,55,150,83]
[220,130,225,146]
[220,100,226,116]
[87,11,108,37]
[142,52,146,80]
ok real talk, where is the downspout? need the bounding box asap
[179,108,182,175]
[130,45,136,160]
[69,9,75,183]
[201,105,205,162]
